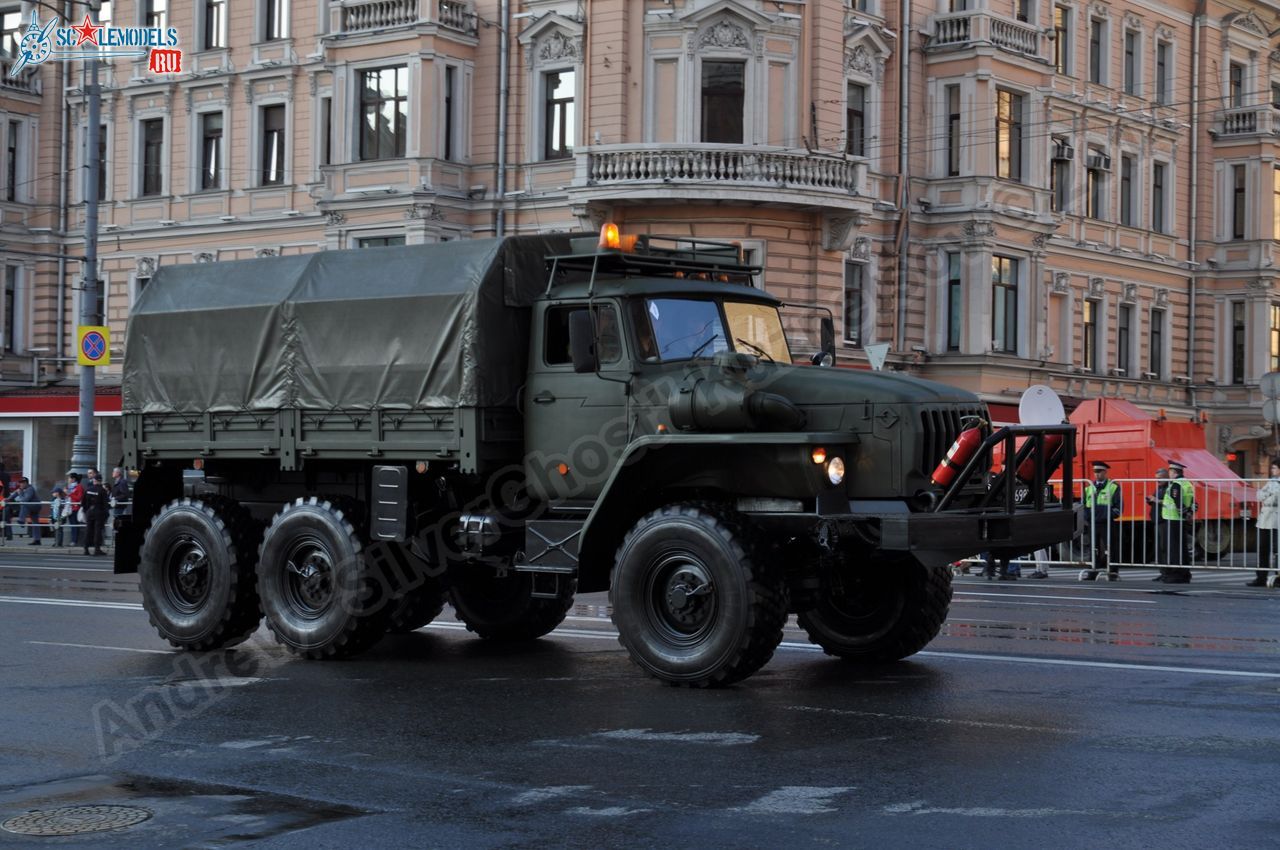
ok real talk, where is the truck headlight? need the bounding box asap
[827,457,845,485]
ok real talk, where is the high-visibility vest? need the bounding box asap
[1161,479,1194,521]
[1084,479,1118,507]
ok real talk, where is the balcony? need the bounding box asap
[330,0,477,36]
[1212,105,1277,139]
[925,11,1045,62]
[0,57,41,97]
[571,144,872,211]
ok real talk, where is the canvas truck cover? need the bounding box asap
[123,234,576,414]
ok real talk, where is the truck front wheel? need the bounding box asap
[610,505,787,688]
[798,556,951,664]
[139,498,262,651]
[257,498,391,659]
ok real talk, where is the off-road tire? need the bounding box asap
[257,498,391,659]
[388,582,448,633]
[610,504,787,688]
[449,567,575,641]
[798,556,951,663]
[138,497,262,651]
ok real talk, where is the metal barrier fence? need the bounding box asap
[960,477,1278,585]
[0,499,130,547]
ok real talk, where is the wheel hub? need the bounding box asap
[653,561,715,634]
[284,547,334,615]
[164,536,211,612]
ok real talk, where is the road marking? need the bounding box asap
[26,640,171,655]
[0,564,117,573]
[883,800,1106,818]
[592,729,758,746]
[512,786,594,806]
[915,649,1280,679]
[0,595,142,610]
[787,705,1074,734]
[956,591,1156,604]
[564,806,651,817]
[733,786,854,815]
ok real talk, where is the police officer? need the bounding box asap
[1082,461,1122,581]
[1158,460,1195,583]
[81,470,109,556]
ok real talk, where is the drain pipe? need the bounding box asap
[894,0,911,352]
[1186,1,1204,408]
[55,0,72,374]
[495,0,510,238]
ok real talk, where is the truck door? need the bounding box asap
[525,302,630,503]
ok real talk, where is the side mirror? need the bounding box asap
[568,310,598,374]
[820,316,835,359]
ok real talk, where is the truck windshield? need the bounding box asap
[635,298,791,363]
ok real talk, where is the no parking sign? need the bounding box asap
[77,326,110,367]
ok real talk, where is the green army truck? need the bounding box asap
[115,230,1079,687]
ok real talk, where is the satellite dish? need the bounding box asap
[1018,385,1066,425]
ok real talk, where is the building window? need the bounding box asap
[359,67,407,161]
[3,265,15,353]
[1273,83,1280,110]
[4,120,16,203]
[1089,19,1105,85]
[1231,300,1246,384]
[1086,150,1108,220]
[1271,304,1280,373]
[543,70,575,160]
[144,0,166,29]
[203,0,225,49]
[260,105,285,185]
[946,252,962,351]
[843,261,864,345]
[1274,165,1280,239]
[358,235,406,248]
[1232,164,1247,240]
[1117,303,1132,375]
[1053,6,1071,75]
[1228,63,1244,108]
[1155,41,1171,104]
[1123,30,1138,95]
[1152,162,1167,233]
[1,7,22,57]
[946,85,960,176]
[99,0,112,28]
[846,83,866,157]
[319,97,331,167]
[263,0,286,41]
[1119,154,1134,227]
[701,61,745,144]
[991,256,1018,354]
[199,112,222,190]
[949,0,968,11]
[1149,309,1164,378]
[1015,0,1030,23]
[1051,155,1070,213]
[443,66,456,161]
[996,89,1023,182]
[1082,299,1098,373]
[140,118,163,197]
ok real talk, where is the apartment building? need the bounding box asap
[0,0,1277,487]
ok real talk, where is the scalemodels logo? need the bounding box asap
[7,12,183,77]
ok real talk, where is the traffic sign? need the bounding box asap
[864,343,890,371]
[1261,371,1280,400]
[77,325,110,367]
[1264,399,1280,426]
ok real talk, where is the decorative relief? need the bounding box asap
[962,221,995,241]
[821,212,865,252]
[136,256,157,277]
[1032,232,1051,250]
[1088,277,1105,297]
[405,203,444,221]
[1089,2,1110,20]
[698,20,750,51]
[851,236,871,261]
[1123,283,1138,302]
[256,248,278,258]
[1052,272,1070,294]
[537,30,582,64]
[1123,13,1142,31]
[194,252,215,264]
[1155,289,1169,306]
[1154,24,1174,41]
[1246,277,1270,292]
[847,45,874,77]
[1227,11,1266,37]
[325,211,347,226]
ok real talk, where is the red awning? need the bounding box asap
[0,386,121,415]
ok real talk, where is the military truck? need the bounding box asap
[115,228,1079,687]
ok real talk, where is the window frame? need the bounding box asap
[1230,300,1246,384]
[945,84,960,176]
[143,0,167,30]
[946,252,962,351]
[197,110,223,191]
[846,82,867,158]
[991,255,1019,355]
[139,117,165,198]
[1149,308,1165,379]
[202,0,226,50]
[262,0,287,42]
[843,260,865,346]
[543,68,576,160]
[357,65,409,162]
[1155,40,1171,105]
[4,119,18,203]
[259,103,286,186]
[700,59,747,145]
[1228,62,1245,108]
[1119,153,1135,227]
[1117,303,1132,375]
[1270,303,1280,374]
[1152,160,1167,233]
[995,88,1024,182]
[3,264,17,353]
[1086,150,1108,220]
[1231,163,1247,241]
[1088,17,1107,85]
[1122,29,1139,96]
[1082,298,1099,373]
[1053,5,1072,75]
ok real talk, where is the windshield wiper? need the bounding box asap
[735,338,774,362]
[688,334,720,359]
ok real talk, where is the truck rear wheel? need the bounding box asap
[798,556,951,664]
[139,498,262,651]
[257,498,391,659]
[610,504,787,688]
[388,583,448,633]
[449,567,575,640]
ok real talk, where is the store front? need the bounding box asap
[0,388,122,496]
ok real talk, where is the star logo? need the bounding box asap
[70,13,101,47]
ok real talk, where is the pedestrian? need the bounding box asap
[14,477,42,545]
[1,478,17,541]
[48,486,68,547]
[1147,468,1168,578]
[1082,461,1122,581]
[1157,460,1196,584]
[65,472,83,547]
[81,470,109,556]
[109,467,131,518]
[1248,459,1280,587]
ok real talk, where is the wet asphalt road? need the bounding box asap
[0,550,1277,849]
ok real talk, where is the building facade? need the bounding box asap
[0,0,1278,488]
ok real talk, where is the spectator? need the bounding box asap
[1248,459,1280,587]
[15,477,42,545]
[1082,461,1122,581]
[49,486,69,547]
[109,467,131,519]
[65,472,83,547]
[81,470,109,556]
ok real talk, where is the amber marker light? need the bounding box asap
[599,222,620,249]
[657,424,668,434]
[811,447,827,465]
[557,462,570,476]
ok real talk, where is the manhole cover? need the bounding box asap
[1,805,152,836]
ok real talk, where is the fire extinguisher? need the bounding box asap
[1015,434,1063,482]
[931,417,988,488]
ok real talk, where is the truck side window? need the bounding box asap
[544,305,622,366]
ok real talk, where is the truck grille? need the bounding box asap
[920,406,987,476]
